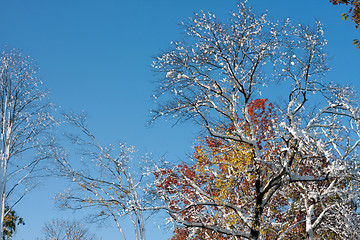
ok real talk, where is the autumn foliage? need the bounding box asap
[330,0,360,48]
[330,0,360,28]
[155,98,357,239]
[152,2,360,238]
[155,99,281,239]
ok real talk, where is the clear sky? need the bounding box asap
[0,0,359,239]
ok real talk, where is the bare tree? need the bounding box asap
[39,219,98,240]
[152,1,360,239]
[0,48,53,239]
[52,112,151,240]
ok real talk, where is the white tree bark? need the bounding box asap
[0,48,53,239]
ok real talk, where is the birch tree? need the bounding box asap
[152,1,360,239]
[0,48,53,240]
[53,112,150,240]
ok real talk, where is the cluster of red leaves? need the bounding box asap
[247,99,276,149]
[171,227,230,240]
[204,137,223,148]
[154,169,178,195]
[155,161,215,213]
[247,99,282,167]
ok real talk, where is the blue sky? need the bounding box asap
[1,0,359,239]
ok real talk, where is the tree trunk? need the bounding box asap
[250,178,264,240]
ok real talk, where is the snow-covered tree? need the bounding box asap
[52,112,151,240]
[152,1,360,239]
[0,48,53,240]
